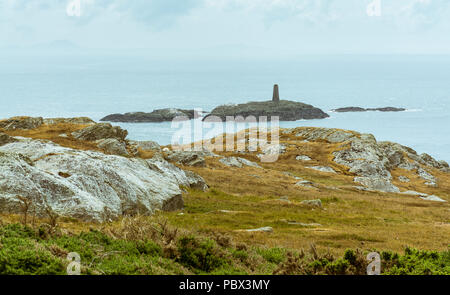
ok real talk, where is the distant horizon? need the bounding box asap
[2,0,450,57]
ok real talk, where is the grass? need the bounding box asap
[0,218,447,275]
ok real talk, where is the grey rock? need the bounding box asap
[166,151,211,167]
[72,123,128,141]
[100,109,202,123]
[354,177,400,193]
[0,133,17,146]
[296,155,312,161]
[300,199,322,208]
[295,180,315,188]
[43,117,95,125]
[417,168,436,182]
[400,191,428,197]
[306,166,336,174]
[96,138,129,156]
[0,138,206,222]
[398,176,410,183]
[420,195,447,202]
[219,157,261,168]
[245,226,273,233]
[0,116,43,130]
[332,107,406,113]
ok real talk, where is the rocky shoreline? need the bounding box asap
[100,109,202,123]
[203,100,329,121]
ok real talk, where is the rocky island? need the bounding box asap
[101,85,329,123]
[203,85,329,121]
[100,108,201,123]
[332,107,406,112]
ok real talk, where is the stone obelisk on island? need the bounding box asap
[272,84,280,102]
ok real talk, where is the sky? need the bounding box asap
[1,0,450,57]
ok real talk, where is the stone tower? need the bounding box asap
[272,84,280,102]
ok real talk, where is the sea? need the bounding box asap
[1,53,449,162]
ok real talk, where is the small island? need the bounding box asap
[332,107,406,113]
[101,85,330,123]
[100,108,201,123]
[203,85,329,121]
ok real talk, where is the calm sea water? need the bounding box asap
[1,53,449,162]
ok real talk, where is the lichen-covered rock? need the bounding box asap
[354,177,400,193]
[0,133,17,146]
[72,123,128,141]
[0,116,43,130]
[43,117,95,125]
[300,199,322,208]
[0,138,207,222]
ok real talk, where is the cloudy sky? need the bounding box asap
[1,0,450,56]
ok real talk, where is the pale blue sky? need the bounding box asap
[1,0,450,56]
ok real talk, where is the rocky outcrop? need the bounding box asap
[296,155,312,161]
[306,166,336,174]
[96,138,129,156]
[43,117,95,125]
[204,100,329,121]
[166,151,206,167]
[72,123,128,141]
[0,137,207,222]
[0,133,17,146]
[100,109,202,123]
[332,107,406,112]
[0,116,43,130]
[219,157,261,168]
[294,127,448,193]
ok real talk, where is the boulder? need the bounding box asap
[296,155,312,161]
[295,180,315,188]
[43,117,95,125]
[0,116,43,130]
[166,151,208,167]
[245,226,273,233]
[72,123,128,141]
[100,109,202,123]
[96,138,129,156]
[0,133,17,146]
[300,199,323,208]
[0,138,207,222]
[420,195,447,202]
[306,166,337,174]
[219,157,261,168]
[332,107,406,113]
